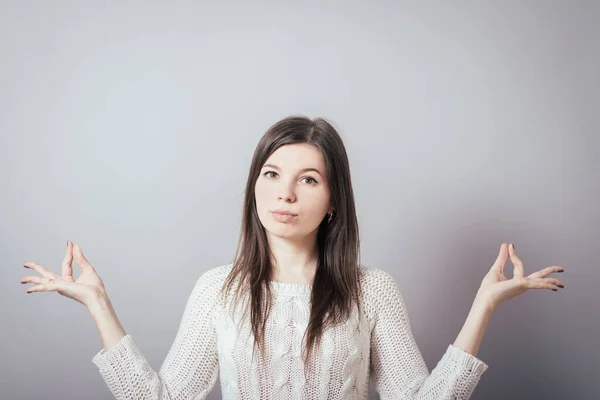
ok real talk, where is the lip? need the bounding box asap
[271,210,298,216]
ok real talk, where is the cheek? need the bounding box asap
[307,191,330,215]
[254,182,269,211]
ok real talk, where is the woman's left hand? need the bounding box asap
[477,243,565,310]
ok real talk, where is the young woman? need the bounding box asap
[21,116,566,399]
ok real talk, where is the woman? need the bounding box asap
[20,116,566,399]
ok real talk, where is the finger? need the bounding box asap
[527,265,564,279]
[538,277,565,288]
[508,243,525,278]
[61,241,74,281]
[73,243,94,270]
[525,278,564,291]
[22,262,58,280]
[20,275,45,285]
[24,277,61,293]
[492,243,509,275]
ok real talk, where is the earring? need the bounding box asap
[327,212,334,224]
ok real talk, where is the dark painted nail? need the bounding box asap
[558,285,564,288]
[558,270,564,273]
[552,289,557,291]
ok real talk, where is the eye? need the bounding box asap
[301,177,319,185]
[262,171,318,185]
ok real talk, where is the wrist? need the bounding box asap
[86,289,112,313]
[474,289,496,314]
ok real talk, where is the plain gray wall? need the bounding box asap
[1,1,598,399]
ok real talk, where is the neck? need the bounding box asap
[266,231,318,285]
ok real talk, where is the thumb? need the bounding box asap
[73,243,94,270]
[492,243,509,275]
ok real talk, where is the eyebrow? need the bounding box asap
[262,163,322,176]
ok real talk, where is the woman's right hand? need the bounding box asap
[21,241,107,307]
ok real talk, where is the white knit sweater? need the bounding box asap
[92,264,489,399]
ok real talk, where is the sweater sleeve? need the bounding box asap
[91,269,222,400]
[367,269,489,400]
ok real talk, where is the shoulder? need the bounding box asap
[190,263,234,297]
[357,265,406,325]
[198,263,234,283]
[358,265,400,293]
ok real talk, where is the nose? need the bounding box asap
[277,180,296,203]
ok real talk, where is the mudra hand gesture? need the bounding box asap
[477,243,565,309]
[21,241,106,307]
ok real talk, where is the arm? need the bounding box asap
[91,270,222,400]
[452,290,494,357]
[367,269,489,400]
[87,293,127,353]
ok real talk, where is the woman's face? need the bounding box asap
[255,143,331,241]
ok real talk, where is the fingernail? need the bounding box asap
[558,285,564,288]
[552,289,557,291]
[558,269,564,273]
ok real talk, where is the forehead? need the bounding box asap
[264,143,325,169]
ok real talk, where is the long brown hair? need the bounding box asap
[221,115,362,373]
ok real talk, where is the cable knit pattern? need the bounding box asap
[92,263,489,399]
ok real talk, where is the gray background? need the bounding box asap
[1,1,598,399]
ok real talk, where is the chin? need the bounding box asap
[265,225,299,239]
